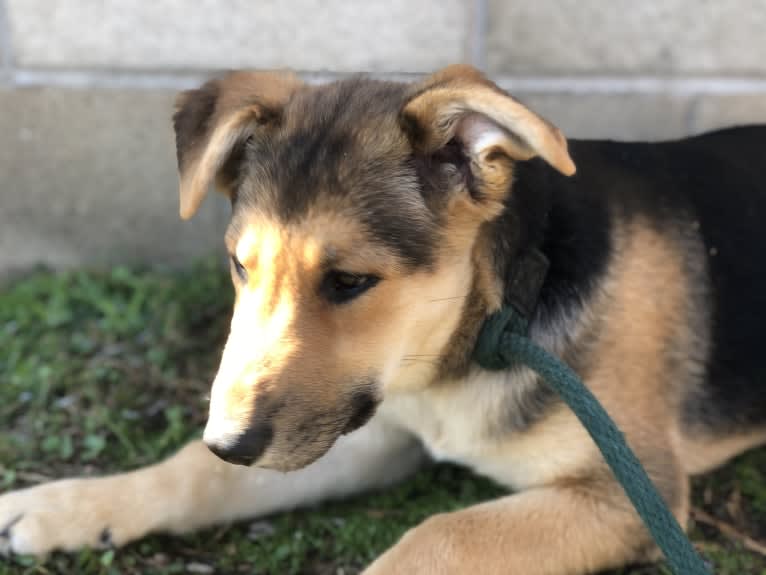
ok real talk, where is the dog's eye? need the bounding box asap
[231,255,248,282]
[321,271,380,304]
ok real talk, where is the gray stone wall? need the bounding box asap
[2,0,765,275]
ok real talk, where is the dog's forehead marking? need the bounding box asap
[230,79,439,270]
[231,211,402,278]
[235,223,282,267]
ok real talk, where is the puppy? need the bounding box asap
[1,65,764,574]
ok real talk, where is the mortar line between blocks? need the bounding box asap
[470,0,488,70]
[9,67,766,96]
[0,0,13,84]
[496,75,766,95]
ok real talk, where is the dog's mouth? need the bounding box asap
[204,387,381,470]
[341,389,380,435]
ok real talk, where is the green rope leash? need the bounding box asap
[474,306,711,575]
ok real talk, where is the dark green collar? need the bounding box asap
[472,248,549,370]
[502,247,549,327]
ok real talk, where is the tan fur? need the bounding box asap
[680,429,766,475]
[176,70,304,219]
[578,220,698,513]
[179,106,257,219]
[365,487,650,575]
[404,64,576,177]
[578,223,705,554]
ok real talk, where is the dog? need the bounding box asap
[1,65,765,574]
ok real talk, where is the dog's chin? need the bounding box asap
[253,396,380,472]
[253,440,336,472]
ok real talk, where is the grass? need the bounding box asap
[0,262,764,575]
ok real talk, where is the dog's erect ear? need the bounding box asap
[402,65,575,194]
[173,71,303,220]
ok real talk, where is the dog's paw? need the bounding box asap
[0,478,141,556]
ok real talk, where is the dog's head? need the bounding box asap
[173,65,575,470]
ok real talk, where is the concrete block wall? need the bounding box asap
[2,0,765,274]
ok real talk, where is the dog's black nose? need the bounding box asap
[203,422,273,466]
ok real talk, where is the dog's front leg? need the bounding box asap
[0,416,424,556]
[364,483,668,575]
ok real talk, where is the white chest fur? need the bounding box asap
[378,368,596,490]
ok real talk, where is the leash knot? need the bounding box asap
[473,307,529,371]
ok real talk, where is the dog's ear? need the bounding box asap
[173,71,303,220]
[402,65,575,207]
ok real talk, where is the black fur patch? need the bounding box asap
[671,128,766,430]
[99,527,114,548]
[0,513,23,539]
[507,155,613,324]
[516,128,766,432]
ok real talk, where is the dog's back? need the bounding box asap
[569,127,766,437]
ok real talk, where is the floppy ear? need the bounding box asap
[402,65,575,206]
[173,71,303,220]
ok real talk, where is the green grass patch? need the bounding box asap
[1,263,764,574]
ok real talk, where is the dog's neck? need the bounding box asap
[439,153,613,379]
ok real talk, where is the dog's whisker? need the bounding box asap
[427,294,470,303]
